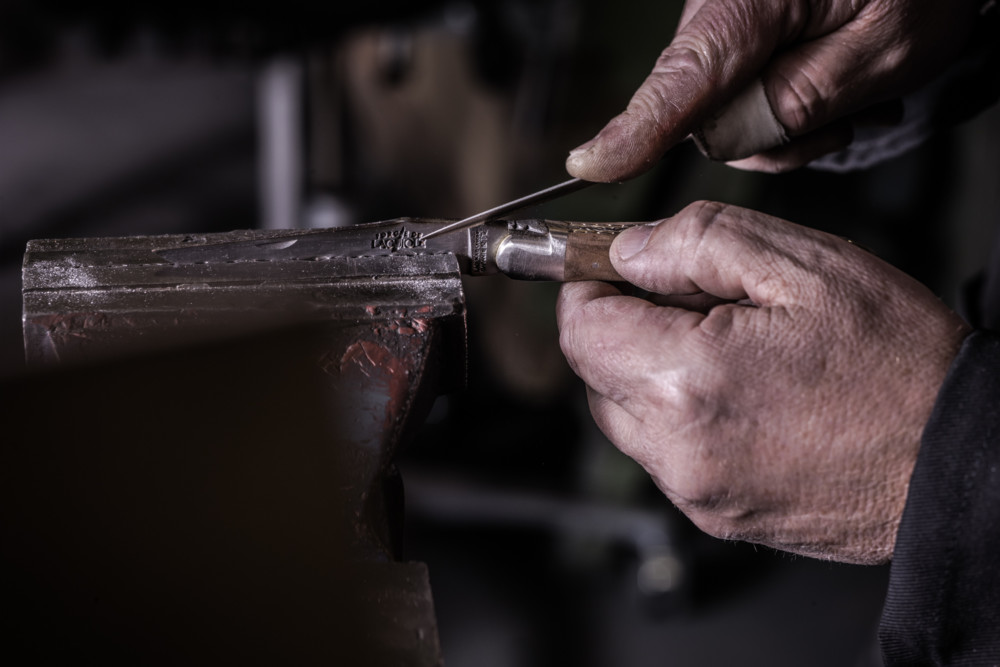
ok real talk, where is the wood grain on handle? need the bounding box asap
[561,222,642,282]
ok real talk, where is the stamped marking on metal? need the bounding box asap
[566,221,636,235]
[472,227,489,274]
[371,227,426,252]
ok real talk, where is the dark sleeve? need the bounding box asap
[810,6,1000,173]
[879,330,1000,666]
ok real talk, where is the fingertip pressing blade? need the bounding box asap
[421,177,593,241]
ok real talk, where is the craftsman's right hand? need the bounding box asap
[556,201,971,564]
[567,0,983,179]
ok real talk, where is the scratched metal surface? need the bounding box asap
[20,231,466,665]
[23,230,466,368]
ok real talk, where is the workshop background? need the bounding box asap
[2,1,999,665]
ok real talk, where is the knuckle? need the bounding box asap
[558,296,636,382]
[637,337,710,406]
[674,200,738,251]
[643,365,727,447]
[681,199,732,227]
[654,41,717,84]
[769,67,830,136]
[687,508,757,542]
[667,472,761,541]
[666,461,733,518]
[696,304,739,342]
[627,43,718,136]
[556,299,594,362]
[557,303,593,366]
[660,3,761,82]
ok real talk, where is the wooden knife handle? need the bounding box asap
[561,222,643,282]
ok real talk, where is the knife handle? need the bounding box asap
[492,220,643,282]
[561,222,643,282]
[565,226,622,281]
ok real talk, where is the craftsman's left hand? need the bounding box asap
[556,201,970,564]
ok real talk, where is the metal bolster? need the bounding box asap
[493,221,567,281]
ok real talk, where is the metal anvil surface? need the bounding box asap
[20,228,469,665]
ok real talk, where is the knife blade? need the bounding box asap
[155,217,640,282]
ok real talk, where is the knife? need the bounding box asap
[156,217,640,282]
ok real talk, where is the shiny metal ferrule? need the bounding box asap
[493,220,567,281]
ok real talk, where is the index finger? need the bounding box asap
[557,281,704,419]
[566,0,865,182]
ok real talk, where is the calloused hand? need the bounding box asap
[557,201,970,563]
[567,0,982,178]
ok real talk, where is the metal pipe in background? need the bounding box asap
[257,57,304,229]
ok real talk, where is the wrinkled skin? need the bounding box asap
[557,202,970,563]
[567,0,982,178]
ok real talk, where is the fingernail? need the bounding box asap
[615,223,657,260]
[567,139,599,174]
[568,136,598,158]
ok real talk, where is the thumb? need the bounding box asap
[610,201,817,305]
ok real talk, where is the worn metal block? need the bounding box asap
[18,229,467,665]
[23,230,466,372]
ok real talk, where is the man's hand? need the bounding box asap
[567,0,982,179]
[557,202,970,564]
